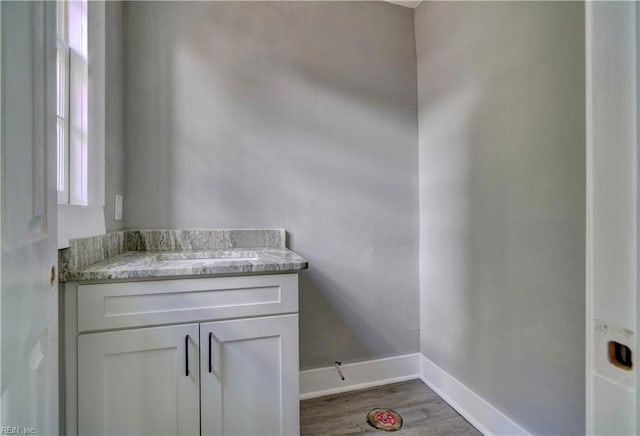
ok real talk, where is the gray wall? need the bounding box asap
[123,1,420,369]
[104,1,125,231]
[415,2,585,434]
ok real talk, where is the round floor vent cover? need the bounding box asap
[366,408,403,432]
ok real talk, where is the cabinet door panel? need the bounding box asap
[78,324,200,436]
[201,315,299,436]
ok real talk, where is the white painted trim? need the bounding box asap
[419,355,530,436]
[585,3,595,432]
[300,353,529,435]
[87,0,105,208]
[0,1,3,426]
[299,354,420,400]
[57,1,107,249]
[637,7,640,435]
[586,3,639,434]
[67,0,88,206]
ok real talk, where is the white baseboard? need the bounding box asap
[299,353,421,400]
[299,353,530,435]
[419,355,530,436]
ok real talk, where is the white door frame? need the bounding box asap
[0,1,3,423]
[586,1,639,434]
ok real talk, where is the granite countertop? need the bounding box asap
[59,229,308,282]
[65,248,308,281]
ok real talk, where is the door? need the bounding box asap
[586,1,639,434]
[77,324,200,436]
[0,1,58,434]
[200,315,299,436]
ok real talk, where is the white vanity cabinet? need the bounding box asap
[64,273,300,436]
[200,315,299,436]
[77,324,201,435]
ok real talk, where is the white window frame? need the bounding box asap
[56,0,70,204]
[57,0,106,248]
[57,0,88,206]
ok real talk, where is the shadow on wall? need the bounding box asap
[299,272,375,365]
[124,3,177,227]
[124,1,420,369]
[417,2,585,435]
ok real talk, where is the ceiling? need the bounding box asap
[383,1,422,8]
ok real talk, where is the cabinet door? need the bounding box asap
[78,324,200,436]
[201,315,299,436]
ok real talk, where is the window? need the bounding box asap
[56,0,87,205]
[56,0,68,202]
[56,0,107,248]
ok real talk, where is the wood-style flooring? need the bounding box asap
[300,379,482,436]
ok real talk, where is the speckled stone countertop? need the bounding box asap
[59,229,308,282]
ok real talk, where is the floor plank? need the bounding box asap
[300,379,482,435]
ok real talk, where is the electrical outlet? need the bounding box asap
[115,194,123,221]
